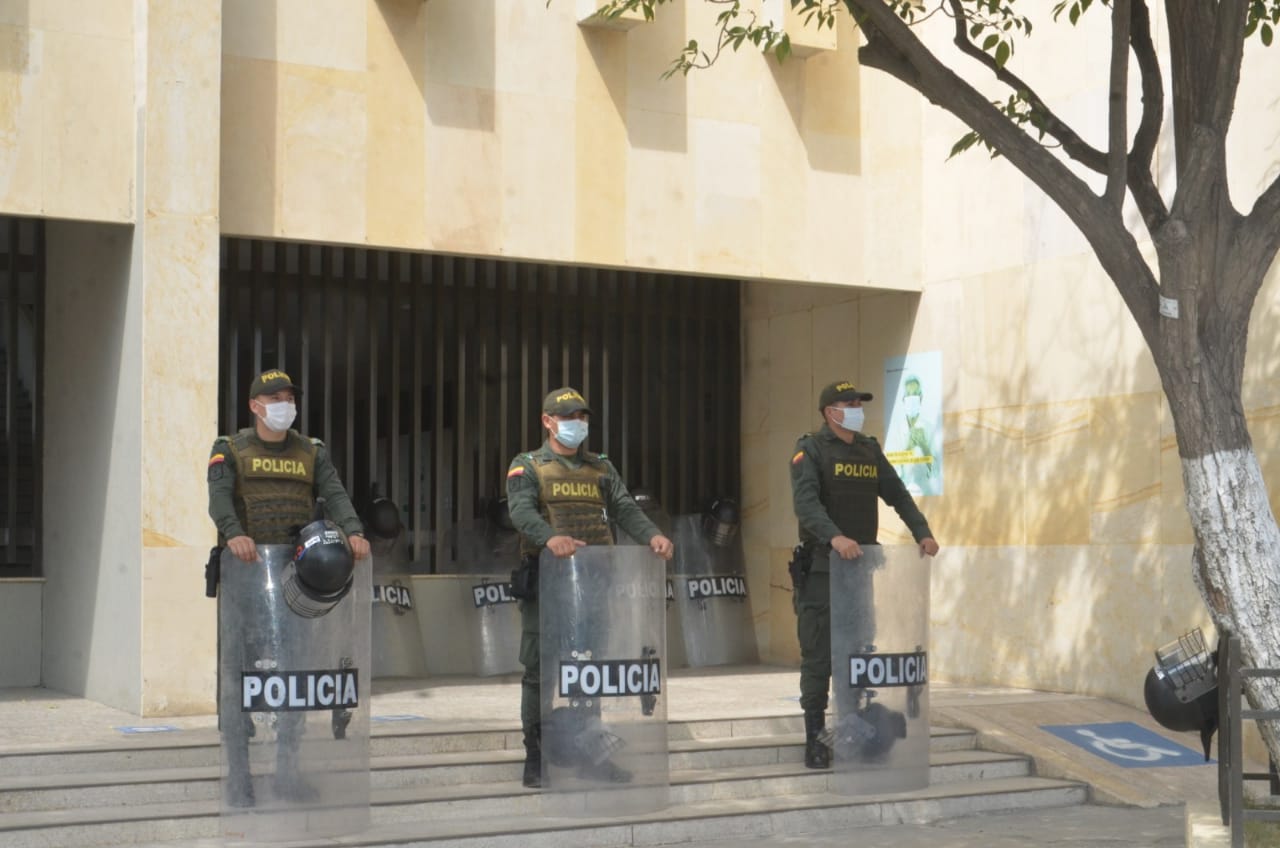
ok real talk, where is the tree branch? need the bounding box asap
[851,1,1160,344]
[1104,0,1130,209]
[943,0,1105,173]
[1125,0,1167,229]
[1206,0,1250,135]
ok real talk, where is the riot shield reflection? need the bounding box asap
[539,547,669,816]
[218,546,371,842]
[829,545,930,795]
[670,514,758,667]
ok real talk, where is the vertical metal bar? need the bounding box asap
[620,272,632,482]
[31,220,44,575]
[343,248,356,488]
[498,262,512,477]
[477,261,494,508]
[433,255,447,571]
[250,241,263,375]
[322,247,334,446]
[456,258,471,535]
[298,246,312,435]
[411,253,425,564]
[1231,635,1244,848]
[368,250,380,501]
[521,263,535,448]
[4,216,17,567]
[274,242,287,369]
[389,253,404,511]
[1220,634,1231,825]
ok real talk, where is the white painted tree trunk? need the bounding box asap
[1183,448,1280,758]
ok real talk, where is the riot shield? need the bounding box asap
[829,545,930,795]
[467,575,523,676]
[670,514,758,667]
[371,553,428,678]
[218,546,371,842]
[539,546,669,816]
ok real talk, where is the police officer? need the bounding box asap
[207,368,371,805]
[790,380,939,769]
[506,387,674,788]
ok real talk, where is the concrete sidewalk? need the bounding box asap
[0,666,1237,846]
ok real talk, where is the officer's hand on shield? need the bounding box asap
[831,535,862,560]
[918,537,939,557]
[226,535,259,562]
[349,533,371,560]
[649,533,674,560]
[546,535,587,557]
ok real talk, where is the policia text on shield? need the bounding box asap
[207,369,372,813]
[506,387,674,789]
[790,380,939,769]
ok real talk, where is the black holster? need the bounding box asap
[510,554,539,601]
[204,546,223,598]
[788,544,813,591]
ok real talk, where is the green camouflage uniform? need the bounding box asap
[506,441,660,740]
[790,424,933,713]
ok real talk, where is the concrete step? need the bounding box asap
[2,775,1088,848]
[0,746,1024,814]
[0,719,977,777]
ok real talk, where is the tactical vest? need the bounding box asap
[225,429,318,544]
[521,454,614,556]
[807,434,881,546]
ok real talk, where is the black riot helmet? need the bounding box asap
[702,497,741,548]
[1143,667,1219,760]
[283,519,355,618]
[364,497,403,540]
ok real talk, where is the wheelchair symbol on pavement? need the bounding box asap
[1073,728,1182,762]
[1041,721,1208,768]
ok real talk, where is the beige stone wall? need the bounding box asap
[0,1,135,222]
[218,1,916,290]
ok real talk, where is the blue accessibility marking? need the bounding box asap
[116,725,180,735]
[372,714,425,722]
[1040,721,1210,767]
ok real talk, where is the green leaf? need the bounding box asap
[1263,22,1274,45]
[982,34,1000,51]
[995,41,1011,67]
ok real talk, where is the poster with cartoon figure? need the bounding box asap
[884,352,943,496]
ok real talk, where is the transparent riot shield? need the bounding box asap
[371,553,428,678]
[670,514,758,667]
[467,575,523,676]
[218,546,371,842]
[539,546,669,816]
[829,545,930,795]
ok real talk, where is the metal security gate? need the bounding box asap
[0,217,43,578]
[219,239,740,572]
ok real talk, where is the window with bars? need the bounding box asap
[219,239,741,572]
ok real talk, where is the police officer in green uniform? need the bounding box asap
[790,380,939,769]
[207,368,371,805]
[506,387,674,788]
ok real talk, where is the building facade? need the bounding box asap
[1,0,1276,716]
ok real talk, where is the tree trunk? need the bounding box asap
[1163,362,1280,760]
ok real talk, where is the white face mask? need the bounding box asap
[837,407,864,432]
[903,395,922,419]
[554,419,589,449]
[259,400,297,433]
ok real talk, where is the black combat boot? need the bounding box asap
[804,710,831,769]
[522,741,542,788]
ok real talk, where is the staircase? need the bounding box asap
[0,714,1088,847]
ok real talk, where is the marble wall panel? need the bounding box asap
[1088,393,1162,545]
[422,82,501,254]
[692,118,762,276]
[500,94,575,261]
[769,546,801,665]
[625,112,693,268]
[1023,400,1091,546]
[0,25,42,214]
[219,57,279,236]
[924,406,1025,547]
[574,28,628,264]
[142,550,216,715]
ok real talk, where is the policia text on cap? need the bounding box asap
[789,380,939,769]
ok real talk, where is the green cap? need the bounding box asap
[818,380,872,411]
[249,369,301,398]
[543,387,592,416]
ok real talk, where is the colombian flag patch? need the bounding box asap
[791,451,805,466]
[507,466,525,478]
[208,453,226,467]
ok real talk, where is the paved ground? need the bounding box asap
[0,665,1250,846]
[682,803,1187,847]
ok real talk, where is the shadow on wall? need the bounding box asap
[421,0,496,132]
[0,3,31,73]
[41,221,132,699]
